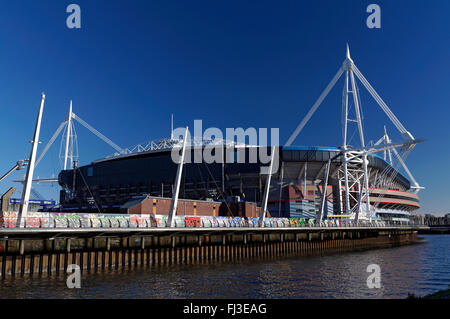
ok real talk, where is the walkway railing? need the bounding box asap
[0,213,421,230]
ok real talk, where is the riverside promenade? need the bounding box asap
[0,218,428,277]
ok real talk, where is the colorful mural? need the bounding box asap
[0,211,354,229]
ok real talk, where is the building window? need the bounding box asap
[87,166,94,177]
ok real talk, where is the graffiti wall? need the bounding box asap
[0,211,345,229]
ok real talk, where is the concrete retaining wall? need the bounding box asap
[0,229,418,277]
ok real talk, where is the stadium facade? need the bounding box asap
[58,143,419,223]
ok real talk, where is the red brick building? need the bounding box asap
[122,196,263,218]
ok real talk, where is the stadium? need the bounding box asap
[56,47,422,224]
[57,142,420,223]
[54,46,422,223]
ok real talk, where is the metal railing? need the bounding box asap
[0,215,421,230]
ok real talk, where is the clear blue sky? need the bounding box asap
[0,0,449,215]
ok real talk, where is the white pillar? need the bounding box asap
[259,146,276,227]
[170,114,174,139]
[342,70,351,214]
[319,160,331,222]
[63,100,73,170]
[349,69,371,220]
[277,161,285,216]
[17,93,46,227]
[167,127,189,228]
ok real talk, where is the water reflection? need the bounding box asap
[0,235,448,299]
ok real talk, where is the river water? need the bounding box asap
[0,235,448,299]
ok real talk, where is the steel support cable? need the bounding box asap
[347,125,358,147]
[373,157,395,191]
[373,153,401,195]
[341,79,346,130]
[391,147,419,187]
[355,78,365,123]
[35,121,67,167]
[381,147,410,186]
[286,67,344,146]
[352,66,408,135]
[374,136,384,146]
[379,131,419,189]
[202,161,234,217]
[353,66,404,130]
[70,123,79,161]
[355,74,404,133]
[342,71,364,149]
[387,148,411,190]
[195,158,206,195]
[0,164,20,182]
[72,114,124,153]
[31,188,44,200]
[372,162,406,211]
[75,166,102,215]
[370,147,411,210]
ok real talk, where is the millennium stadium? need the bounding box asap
[56,48,423,223]
[1,46,422,224]
[58,143,420,222]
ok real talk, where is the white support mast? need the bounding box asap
[383,126,393,165]
[170,114,174,139]
[343,46,371,222]
[167,127,189,228]
[63,100,73,170]
[285,44,421,221]
[319,159,331,222]
[258,146,276,227]
[342,67,351,215]
[22,102,125,197]
[17,93,46,227]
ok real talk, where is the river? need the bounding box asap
[0,235,448,299]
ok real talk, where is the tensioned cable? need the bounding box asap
[355,77,365,123]
[202,160,234,217]
[370,146,412,212]
[76,166,102,215]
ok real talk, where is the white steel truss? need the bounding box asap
[104,136,251,161]
[16,100,125,195]
[34,101,124,172]
[285,45,423,221]
[374,127,424,193]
